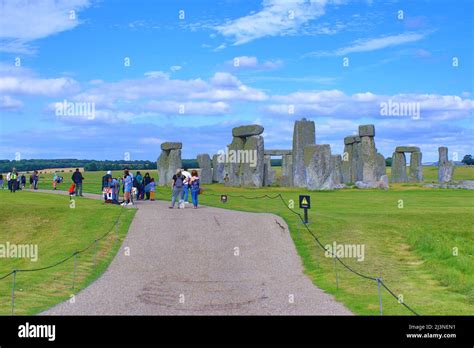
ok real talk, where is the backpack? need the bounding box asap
[175,175,184,188]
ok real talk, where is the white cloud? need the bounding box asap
[0,0,91,53]
[227,56,282,70]
[265,90,474,121]
[0,76,78,96]
[170,65,182,72]
[0,95,23,111]
[214,0,331,45]
[305,32,429,57]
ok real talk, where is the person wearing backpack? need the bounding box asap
[169,169,185,209]
[189,170,200,209]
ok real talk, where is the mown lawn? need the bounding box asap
[5,166,474,315]
[0,190,135,315]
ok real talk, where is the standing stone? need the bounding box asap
[292,118,315,187]
[409,151,423,182]
[304,144,334,190]
[375,153,386,180]
[359,126,377,183]
[197,153,212,184]
[240,135,264,188]
[224,136,245,186]
[438,147,454,183]
[391,151,408,183]
[331,155,343,185]
[341,137,354,183]
[157,142,182,186]
[281,154,293,187]
[263,155,275,186]
[212,154,225,183]
[351,138,363,182]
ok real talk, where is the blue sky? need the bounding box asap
[0,0,472,162]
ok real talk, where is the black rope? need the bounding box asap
[207,192,419,315]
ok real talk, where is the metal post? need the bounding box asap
[377,277,383,316]
[93,240,98,268]
[303,208,308,224]
[72,252,77,290]
[11,270,16,315]
[334,257,339,290]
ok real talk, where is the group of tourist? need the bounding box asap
[100,169,157,206]
[2,166,202,209]
[0,169,39,192]
[170,168,201,209]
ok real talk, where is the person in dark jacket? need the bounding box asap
[143,172,151,200]
[71,168,84,196]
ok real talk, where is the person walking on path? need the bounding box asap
[143,172,151,200]
[20,174,26,189]
[121,170,133,206]
[182,170,191,204]
[189,170,200,209]
[6,172,11,191]
[72,168,84,196]
[148,178,156,201]
[169,169,185,209]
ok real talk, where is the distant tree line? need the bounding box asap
[0,159,156,172]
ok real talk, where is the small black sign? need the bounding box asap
[299,195,311,209]
[221,194,228,203]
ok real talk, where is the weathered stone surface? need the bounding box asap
[212,154,225,183]
[360,136,377,183]
[359,124,375,137]
[263,155,276,186]
[408,151,423,182]
[395,146,420,153]
[438,146,454,183]
[224,136,245,187]
[280,154,293,187]
[264,149,292,156]
[157,146,182,186]
[232,124,264,138]
[355,175,389,190]
[378,174,389,190]
[375,153,386,180]
[197,153,212,184]
[161,142,182,151]
[351,139,363,183]
[331,155,343,185]
[341,144,352,183]
[304,144,334,190]
[391,151,408,183]
[240,135,264,187]
[425,180,474,190]
[292,118,315,187]
[344,136,360,145]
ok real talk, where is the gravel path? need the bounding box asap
[37,190,351,315]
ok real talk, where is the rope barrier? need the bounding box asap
[207,192,420,316]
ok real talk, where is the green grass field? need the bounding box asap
[1,166,473,315]
[0,190,135,315]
